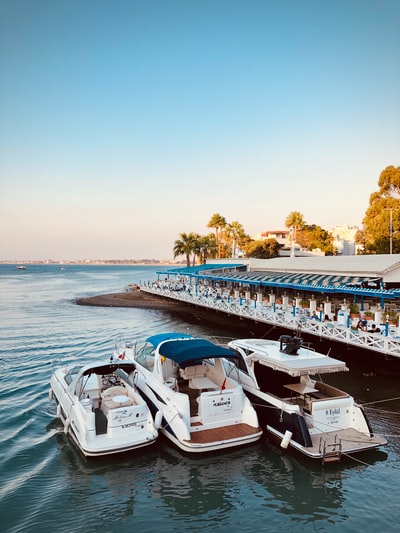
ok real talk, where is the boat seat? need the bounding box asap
[101,386,134,414]
[180,364,207,380]
[101,385,127,400]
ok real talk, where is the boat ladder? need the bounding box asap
[319,435,342,464]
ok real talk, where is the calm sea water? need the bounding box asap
[1,264,399,533]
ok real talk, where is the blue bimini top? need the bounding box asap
[145,333,237,367]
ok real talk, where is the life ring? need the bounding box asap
[118,352,125,360]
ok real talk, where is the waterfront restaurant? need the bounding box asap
[157,254,400,324]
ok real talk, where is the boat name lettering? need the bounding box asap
[212,398,231,408]
[326,408,341,416]
[114,411,134,422]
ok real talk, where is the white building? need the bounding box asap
[330,225,359,256]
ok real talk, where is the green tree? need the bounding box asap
[244,238,281,259]
[285,211,305,251]
[173,232,200,267]
[285,211,334,254]
[197,234,217,264]
[207,213,227,259]
[362,165,400,253]
[354,229,366,254]
[302,225,335,255]
[222,220,249,258]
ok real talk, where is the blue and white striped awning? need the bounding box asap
[157,264,399,299]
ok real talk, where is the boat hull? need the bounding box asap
[49,362,158,457]
[227,336,387,462]
[246,389,386,460]
[124,334,263,454]
[135,378,262,454]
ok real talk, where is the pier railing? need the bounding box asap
[140,282,400,359]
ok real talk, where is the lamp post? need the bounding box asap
[290,226,296,257]
[387,207,400,254]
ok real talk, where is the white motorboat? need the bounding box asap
[49,360,160,457]
[116,333,262,453]
[225,334,387,462]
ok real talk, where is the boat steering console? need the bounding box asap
[101,373,122,389]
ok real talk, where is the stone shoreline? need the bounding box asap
[76,286,188,310]
[75,286,265,336]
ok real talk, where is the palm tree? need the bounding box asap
[224,220,246,258]
[207,213,227,259]
[285,211,305,256]
[197,234,217,264]
[173,232,199,267]
[190,233,201,265]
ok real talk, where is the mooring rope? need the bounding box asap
[363,405,400,415]
[251,401,400,438]
[341,453,373,467]
[362,396,400,406]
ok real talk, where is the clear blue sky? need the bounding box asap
[1,0,399,261]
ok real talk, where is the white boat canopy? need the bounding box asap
[230,339,349,377]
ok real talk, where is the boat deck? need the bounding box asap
[186,423,261,444]
[285,427,387,460]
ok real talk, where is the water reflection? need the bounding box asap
[52,431,162,524]
[243,441,387,528]
[149,444,243,516]
[52,429,386,530]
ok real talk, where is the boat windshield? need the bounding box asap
[135,343,155,371]
[225,351,248,373]
[64,366,83,385]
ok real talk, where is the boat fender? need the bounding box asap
[280,430,293,449]
[64,418,70,435]
[57,404,61,417]
[154,410,163,429]
[48,388,53,401]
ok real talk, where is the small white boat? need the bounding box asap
[116,333,262,453]
[49,360,159,457]
[16,265,26,270]
[225,335,387,462]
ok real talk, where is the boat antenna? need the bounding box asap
[261,325,276,339]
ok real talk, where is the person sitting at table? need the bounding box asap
[311,311,319,320]
[368,323,381,333]
[357,319,366,331]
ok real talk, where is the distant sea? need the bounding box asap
[1,264,399,532]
